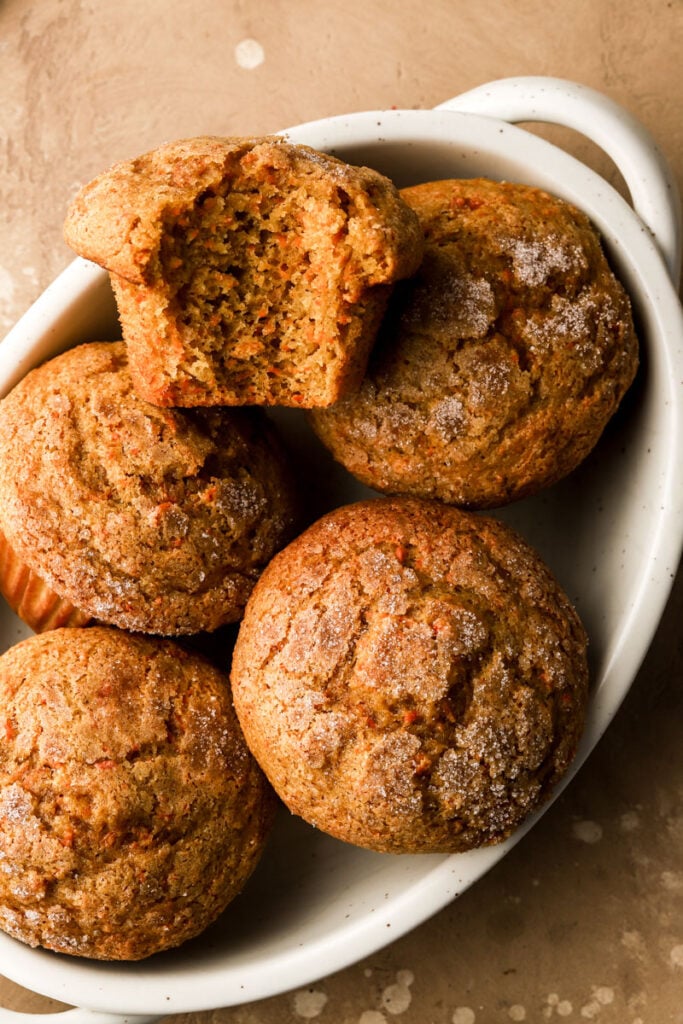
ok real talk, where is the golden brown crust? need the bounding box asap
[64,137,277,282]
[231,496,589,855]
[0,626,276,960]
[0,341,300,635]
[64,136,424,407]
[309,178,639,508]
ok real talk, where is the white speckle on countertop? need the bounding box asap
[669,944,683,968]
[235,37,265,69]
[0,263,16,306]
[593,986,615,1004]
[580,985,615,1018]
[452,1008,476,1024]
[572,819,603,844]
[381,969,414,1015]
[543,993,573,1018]
[293,987,328,1018]
[661,870,683,890]
[620,810,641,832]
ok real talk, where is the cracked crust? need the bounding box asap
[309,178,639,508]
[0,626,276,959]
[64,136,424,408]
[231,497,589,854]
[0,341,300,635]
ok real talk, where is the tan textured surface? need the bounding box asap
[1,0,682,1020]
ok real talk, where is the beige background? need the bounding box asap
[1,1,682,1022]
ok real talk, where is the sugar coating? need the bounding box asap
[309,178,639,509]
[0,627,276,960]
[0,341,300,634]
[231,497,589,854]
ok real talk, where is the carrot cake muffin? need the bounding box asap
[231,496,589,855]
[63,136,424,408]
[309,178,639,508]
[0,626,276,960]
[0,341,299,635]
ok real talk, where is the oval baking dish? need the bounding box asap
[0,77,681,1023]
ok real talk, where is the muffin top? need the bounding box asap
[63,136,424,408]
[0,626,276,959]
[63,135,423,290]
[231,496,589,854]
[309,178,639,508]
[0,341,299,634]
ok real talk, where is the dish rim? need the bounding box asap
[0,103,681,1016]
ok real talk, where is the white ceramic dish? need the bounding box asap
[0,77,681,1024]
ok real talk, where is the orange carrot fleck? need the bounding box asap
[60,827,75,848]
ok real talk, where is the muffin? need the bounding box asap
[231,496,589,855]
[0,626,276,960]
[0,341,299,635]
[63,136,424,408]
[309,178,639,508]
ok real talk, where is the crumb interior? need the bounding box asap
[158,164,363,401]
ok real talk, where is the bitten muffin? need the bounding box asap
[309,178,639,508]
[63,136,424,408]
[231,497,589,855]
[0,341,299,635]
[0,626,276,960]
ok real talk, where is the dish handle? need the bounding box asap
[0,1006,161,1023]
[435,75,682,284]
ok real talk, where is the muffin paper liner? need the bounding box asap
[0,530,92,632]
